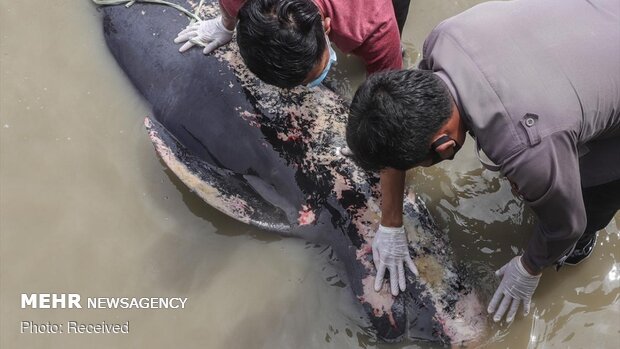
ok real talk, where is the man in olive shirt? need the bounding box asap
[346,0,620,323]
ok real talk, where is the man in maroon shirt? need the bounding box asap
[175,0,406,80]
[174,0,417,297]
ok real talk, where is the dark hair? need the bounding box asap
[236,0,326,88]
[346,69,452,171]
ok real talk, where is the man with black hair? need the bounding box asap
[346,0,619,323]
[174,0,408,87]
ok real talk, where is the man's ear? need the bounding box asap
[324,17,331,35]
[432,134,456,157]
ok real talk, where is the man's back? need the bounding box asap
[420,0,620,270]
[421,0,620,182]
[423,0,620,141]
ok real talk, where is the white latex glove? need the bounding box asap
[372,225,419,296]
[487,256,541,323]
[174,16,233,55]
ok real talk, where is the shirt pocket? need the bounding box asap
[519,113,541,146]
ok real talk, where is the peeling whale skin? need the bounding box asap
[98,0,487,344]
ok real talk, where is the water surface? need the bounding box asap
[1,1,618,348]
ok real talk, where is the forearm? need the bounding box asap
[379,168,406,227]
[219,0,237,31]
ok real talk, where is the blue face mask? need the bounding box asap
[306,36,337,88]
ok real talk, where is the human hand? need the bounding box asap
[487,256,541,322]
[174,16,233,54]
[372,225,418,296]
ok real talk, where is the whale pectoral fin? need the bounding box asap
[145,117,293,233]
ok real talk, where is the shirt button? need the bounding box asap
[525,117,535,127]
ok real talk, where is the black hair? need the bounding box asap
[346,69,453,171]
[236,0,326,88]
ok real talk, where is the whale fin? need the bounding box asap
[145,116,293,233]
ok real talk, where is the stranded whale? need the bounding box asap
[96,0,486,344]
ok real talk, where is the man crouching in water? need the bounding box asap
[346,0,620,323]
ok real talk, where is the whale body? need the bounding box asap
[97,0,487,344]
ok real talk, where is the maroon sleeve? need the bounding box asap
[351,20,403,74]
[219,0,246,18]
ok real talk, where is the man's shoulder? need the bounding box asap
[426,2,501,38]
[423,1,530,57]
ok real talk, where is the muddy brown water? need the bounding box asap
[1,1,618,348]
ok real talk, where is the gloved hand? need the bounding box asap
[372,225,418,296]
[174,16,233,55]
[487,256,541,322]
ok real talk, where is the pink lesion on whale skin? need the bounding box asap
[275,108,308,143]
[239,110,261,128]
[332,172,352,200]
[276,130,302,142]
[353,213,396,326]
[297,205,316,225]
[356,241,399,325]
[359,274,398,327]
[435,291,487,345]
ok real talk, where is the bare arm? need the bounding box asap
[379,168,406,227]
[219,0,237,31]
